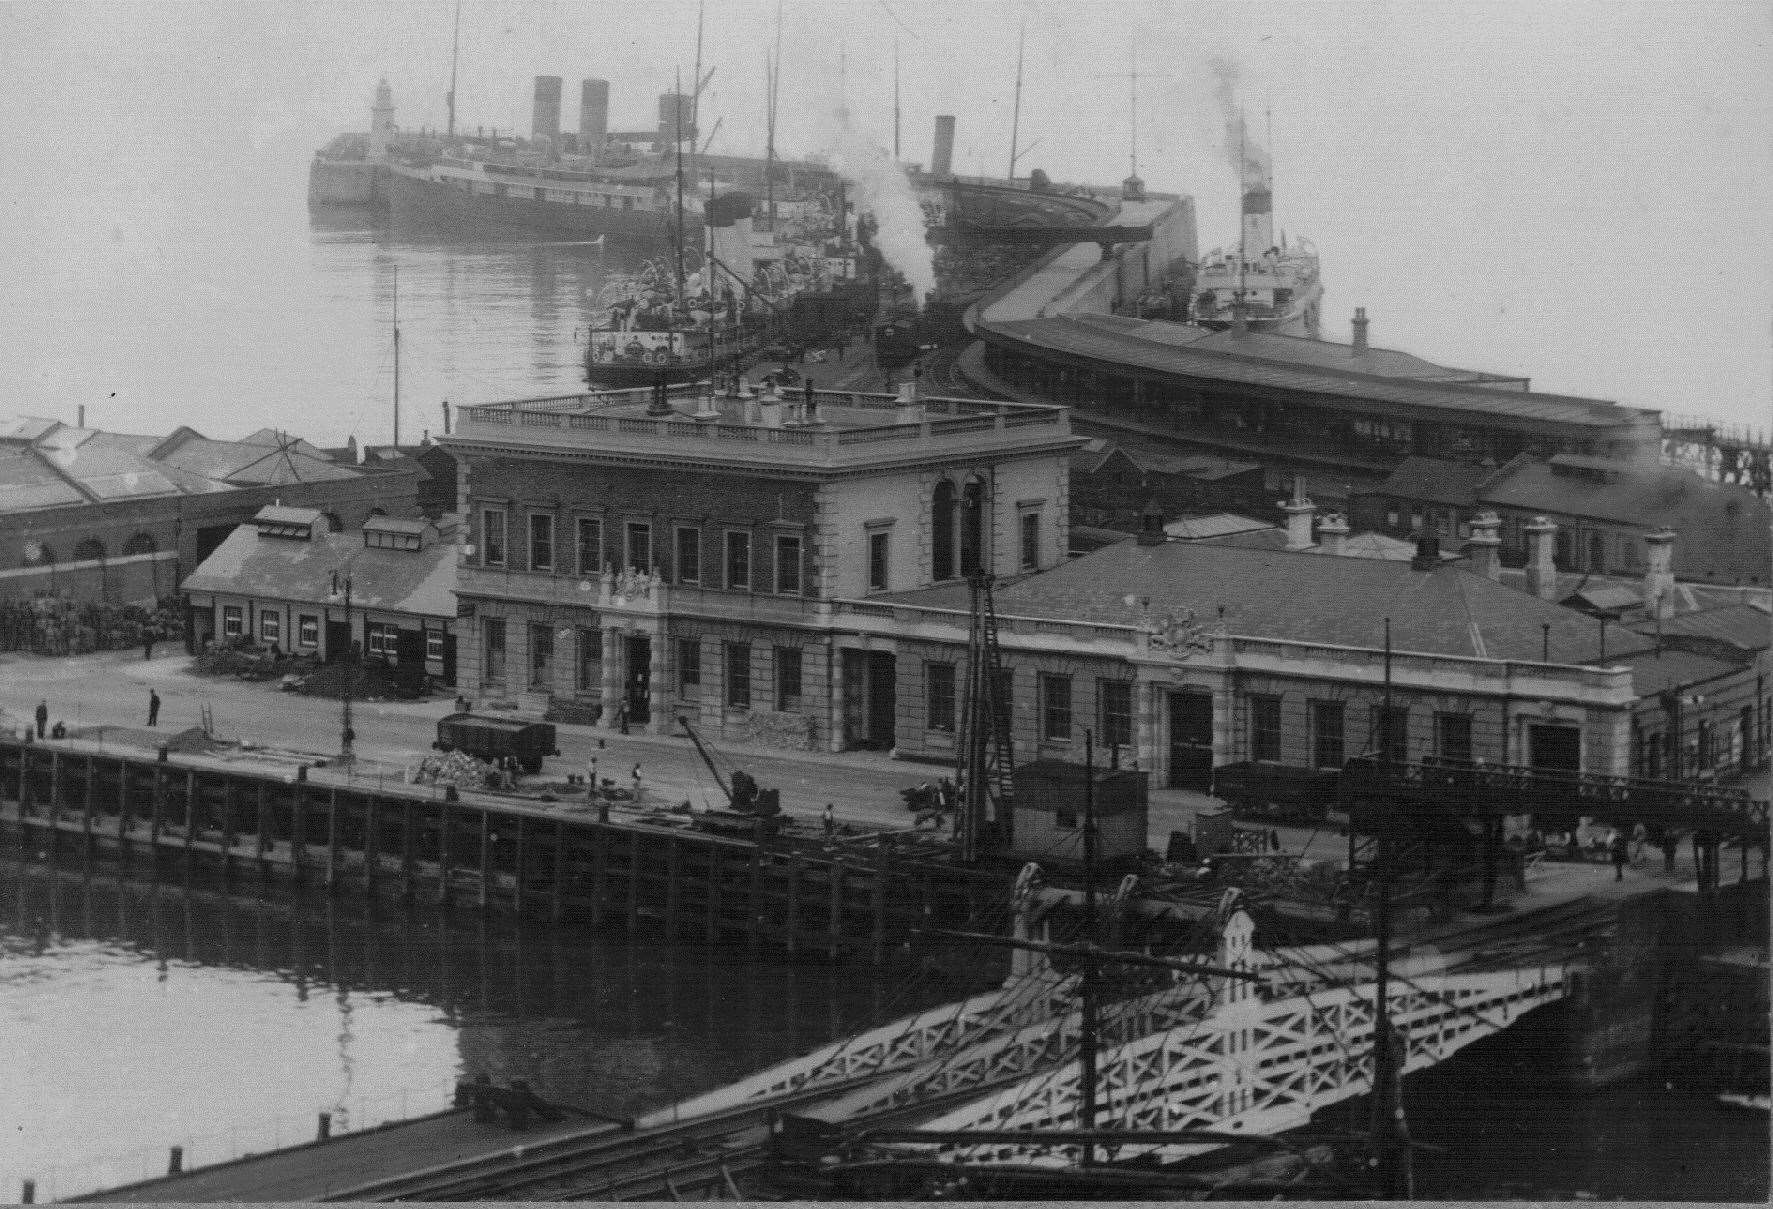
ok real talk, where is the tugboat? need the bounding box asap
[1189,174,1322,338]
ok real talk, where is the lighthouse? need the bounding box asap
[370,78,396,157]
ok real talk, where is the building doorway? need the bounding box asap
[1528,724,1580,773]
[325,618,352,662]
[626,634,652,724]
[841,649,897,750]
[1167,691,1214,790]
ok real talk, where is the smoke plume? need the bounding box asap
[822,102,937,300]
[1208,55,1269,190]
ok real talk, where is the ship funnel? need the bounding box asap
[580,79,609,156]
[931,115,956,177]
[1240,184,1274,257]
[533,76,562,142]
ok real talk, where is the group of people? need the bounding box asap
[27,691,160,739]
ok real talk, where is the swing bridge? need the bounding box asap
[652,873,1609,1174]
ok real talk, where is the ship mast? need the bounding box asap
[1128,45,1138,179]
[446,0,461,138]
[691,0,704,210]
[1236,106,1246,308]
[674,66,687,305]
[893,39,900,162]
[391,265,401,447]
[1007,23,1025,179]
[768,0,783,233]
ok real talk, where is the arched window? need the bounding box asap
[74,538,106,563]
[931,480,956,581]
[123,532,157,556]
[959,477,986,578]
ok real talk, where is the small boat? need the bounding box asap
[1716,1091,1771,1113]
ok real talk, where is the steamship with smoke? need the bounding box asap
[1189,174,1322,338]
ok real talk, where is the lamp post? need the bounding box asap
[331,571,356,760]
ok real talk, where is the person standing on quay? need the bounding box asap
[147,690,161,727]
[34,700,48,739]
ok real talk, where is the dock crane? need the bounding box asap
[678,715,783,837]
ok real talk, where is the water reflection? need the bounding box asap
[0,857,982,1197]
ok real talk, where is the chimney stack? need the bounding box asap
[1466,511,1502,581]
[1524,516,1558,600]
[1643,527,1677,619]
[1316,512,1350,557]
[1351,307,1369,354]
[77,404,85,429]
[931,115,956,177]
[1280,477,1315,550]
[1136,500,1167,546]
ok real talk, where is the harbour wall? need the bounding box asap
[0,738,1009,962]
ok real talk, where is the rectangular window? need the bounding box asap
[576,627,600,692]
[625,522,652,572]
[1020,512,1041,570]
[259,610,280,644]
[774,535,802,594]
[868,531,890,592]
[675,526,701,584]
[222,605,243,637]
[426,630,445,662]
[482,507,507,566]
[528,513,554,571]
[677,638,701,692]
[482,618,506,682]
[529,622,554,688]
[368,623,400,657]
[1100,680,1133,752]
[298,615,319,648]
[1040,673,1073,742]
[1436,712,1474,764]
[775,647,803,710]
[576,517,603,576]
[724,641,751,708]
[926,662,957,732]
[1311,700,1345,768]
[725,530,751,590]
[1373,705,1409,764]
[1250,694,1282,762]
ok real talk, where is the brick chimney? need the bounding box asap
[1643,527,1677,619]
[1466,511,1502,581]
[1316,512,1350,556]
[1524,516,1558,600]
[1351,307,1369,354]
[1410,535,1442,571]
[1280,477,1315,550]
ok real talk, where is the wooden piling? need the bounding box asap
[870,855,889,966]
[400,798,416,900]
[590,825,609,929]
[290,781,306,886]
[625,830,641,932]
[477,808,490,911]
[255,783,271,877]
[325,788,340,893]
[116,762,131,858]
[551,819,567,925]
[828,860,846,960]
[437,797,453,908]
[364,793,379,891]
[221,780,236,880]
[785,852,802,955]
[665,835,682,937]
[183,770,197,862]
[81,754,95,862]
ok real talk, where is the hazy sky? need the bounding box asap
[1,1,1769,430]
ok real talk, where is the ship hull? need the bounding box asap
[387,165,696,245]
[1193,280,1323,339]
[308,157,387,207]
